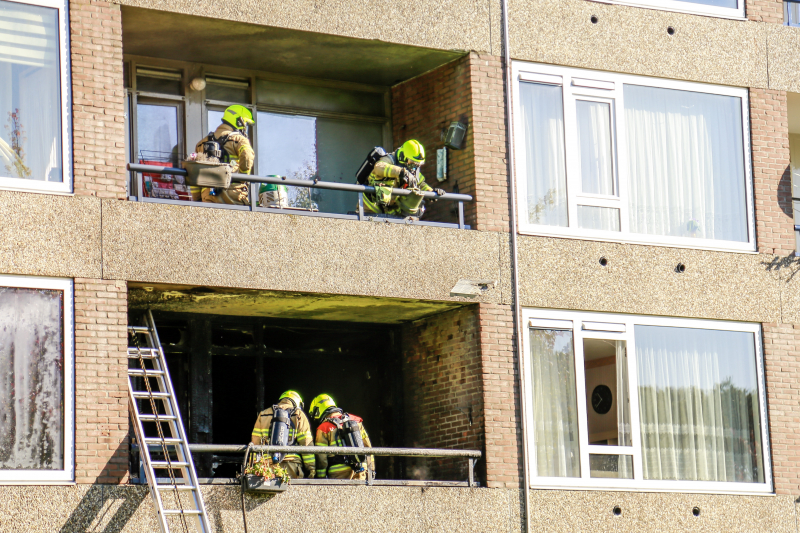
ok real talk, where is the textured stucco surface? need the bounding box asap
[114,0,493,55]
[508,0,768,89]
[102,201,506,304]
[2,485,797,532]
[766,24,800,93]
[526,489,796,532]
[516,236,782,323]
[0,192,101,278]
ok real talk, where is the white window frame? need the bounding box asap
[0,0,73,194]
[521,308,771,494]
[513,61,756,253]
[0,275,74,483]
[599,0,744,19]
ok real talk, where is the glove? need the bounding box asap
[434,188,445,197]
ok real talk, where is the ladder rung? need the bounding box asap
[151,461,190,468]
[143,437,183,444]
[132,392,170,399]
[128,350,158,358]
[138,414,177,421]
[128,326,151,333]
[163,510,202,516]
[128,369,165,376]
[157,484,196,491]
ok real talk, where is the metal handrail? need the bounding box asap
[127,163,472,228]
[137,443,481,486]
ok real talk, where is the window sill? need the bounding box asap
[517,228,758,255]
[529,483,773,496]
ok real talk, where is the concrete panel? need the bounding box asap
[767,24,800,93]
[509,0,768,89]
[0,192,101,279]
[114,0,492,55]
[527,489,796,532]
[102,200,506,304]
[516,236,781,323]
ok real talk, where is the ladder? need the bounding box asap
[127,310,211,533]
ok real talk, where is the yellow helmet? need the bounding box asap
[397,140,425,169]
[309,393,337,421]
[279,390,303,410]
[222,104,254,132]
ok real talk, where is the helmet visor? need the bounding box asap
[406,158,423,170]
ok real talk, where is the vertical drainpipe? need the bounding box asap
[499,0,532,531]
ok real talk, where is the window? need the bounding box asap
[0,0,71,193]
[522,309,770,493]
[787,0,800,26]
[513,62,754,252]
[788,132,800,252]
[607,0,743,18]
[0,276,73,482]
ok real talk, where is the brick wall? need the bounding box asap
[478,303,522,489]
[74,278,129,483]
[391,52,510,232]
[763,323,800,495]
[401,306,484,481]
[70,0,127,199]
[746,0,783,23]
[469,54,510,233]
[749,88,795,256]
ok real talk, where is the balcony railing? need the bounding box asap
[127,164,473,229]
[132,442,482,487]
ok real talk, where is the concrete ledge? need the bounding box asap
[101,200,507,304]
[517,235,783,323]
[509,0,768,89]
[0,192,101,279]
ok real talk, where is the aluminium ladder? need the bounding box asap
[127,310,211,533]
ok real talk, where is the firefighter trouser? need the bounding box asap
[281,460,305,479]
[200,183,249,205]
[327,465,367,480]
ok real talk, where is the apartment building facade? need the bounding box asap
[1,0,799,531]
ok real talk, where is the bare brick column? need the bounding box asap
[469,53,510,233]
[74,278,129,483]
[763,323,800,495]
[746,0,784,23]
[70,0,127,199]
[478,303,522,489]
[749,88,795,255]
[401,306,485,481]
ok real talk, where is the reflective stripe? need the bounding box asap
[328,464,352,473]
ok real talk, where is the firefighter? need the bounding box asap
[362,139,445,218]
[250,390,315,479]
[193,104,255,205]
[309,393,374,480]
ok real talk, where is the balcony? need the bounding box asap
[122,6,476,229]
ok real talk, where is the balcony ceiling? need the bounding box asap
[121,6,465,87]
[128,284,468,324]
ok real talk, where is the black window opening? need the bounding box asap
[130,312,406,481]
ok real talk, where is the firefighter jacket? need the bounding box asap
[363,152,432,217]
[251,399,315,475]
[314,412,373,478]
[192,123,255,203]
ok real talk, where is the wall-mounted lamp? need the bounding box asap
[189,76,207,92]
[444,121,467,150]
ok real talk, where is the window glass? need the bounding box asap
[0,287,64,470]
[529,329,580,478]
[577,206,620,232]
[136,67,182,96]
[635,325,764,483]
[257,111,383,214]
[0,0,62,183]
[677,0,736,6]
[789,1,800,27]
[625,85,747,242]
[137,104,180,165]
[520,82,568,227]
[206,77,249,103]
[576,100,614,196]
[589,454,634,479]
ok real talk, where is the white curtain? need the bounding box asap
[520,82,568,227]
[615,341,631,447]
[577,205,620,232]
[529,329,580,477]
[624,85,747,242]
[0,287,64,470]
[0,1,61,182]
[635,326,764,483]
[576,100,614,195]
[678,0,737,7]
